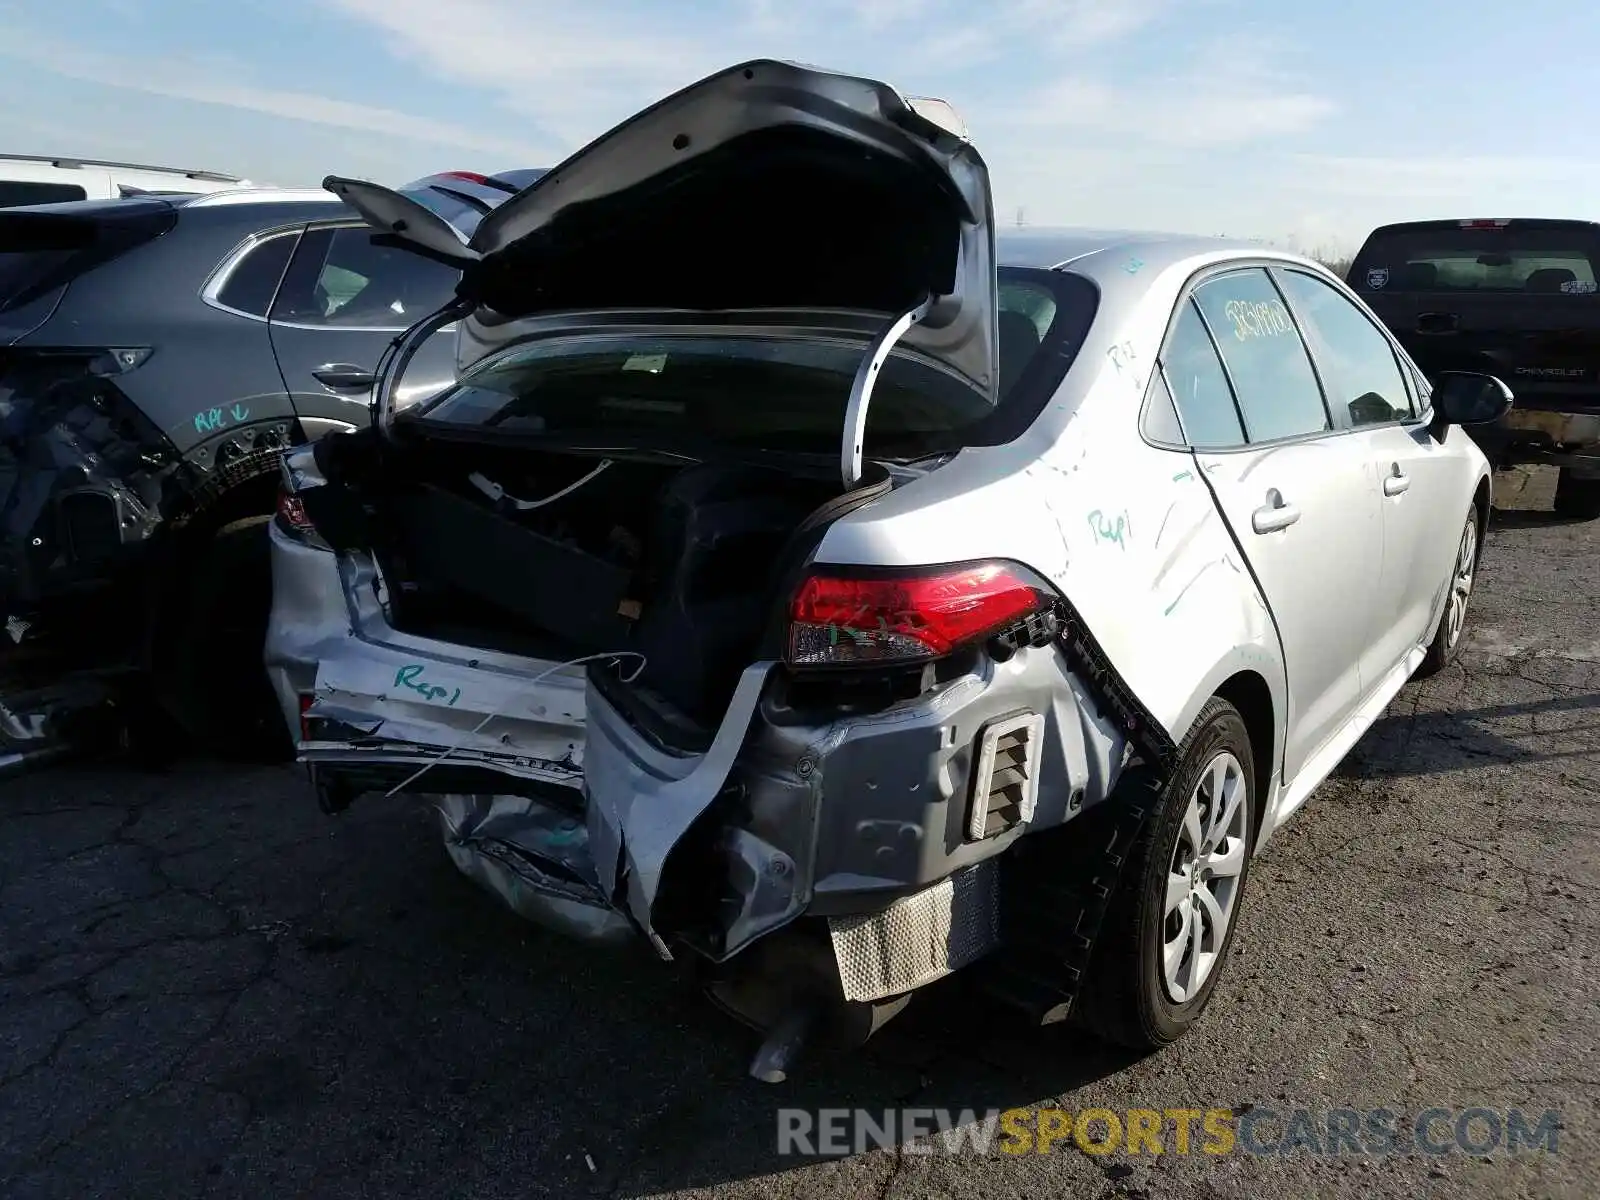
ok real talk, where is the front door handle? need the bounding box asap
[312,363,377,391]
[1251,488,1301,534]
[1383,464,1412,497]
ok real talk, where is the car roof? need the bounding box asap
[997,227,1267,270]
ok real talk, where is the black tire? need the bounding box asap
[1553,468,1600,520]
[1074,697,1256,1050]
[149,515,292,761]
[1412,506,1480,680]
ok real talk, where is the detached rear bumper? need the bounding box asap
[264,522,1127,1000]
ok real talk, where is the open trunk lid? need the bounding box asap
[324,59,997,442]
[1350,218,1600,411]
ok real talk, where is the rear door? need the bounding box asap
[1164,267,1386,788]
[1273,266,1460,677]
[1349,219,1600,415]
[266,222,462,429]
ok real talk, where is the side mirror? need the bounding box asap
[1428,371,1513,439]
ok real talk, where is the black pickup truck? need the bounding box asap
[1349,217,1600,519]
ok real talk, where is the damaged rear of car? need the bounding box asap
[268,61,1210,1074]
[1,199,195,743]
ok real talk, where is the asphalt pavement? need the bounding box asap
[2,468,1596,1199]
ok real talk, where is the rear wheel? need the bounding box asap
[1554,467,1600,520]
[1075,697,1256,1050]
[149,515,291,761]
[1413,508,1479,679]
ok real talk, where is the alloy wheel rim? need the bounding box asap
[1162,750,1248,1004]
[1445,518,1477,650]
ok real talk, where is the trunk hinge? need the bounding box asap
[373,297,473,439]
[840,295,934,489]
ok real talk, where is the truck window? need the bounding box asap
[0,181,89,208]
[1351,225,1600,295]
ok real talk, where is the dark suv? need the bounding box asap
[1349,217,1600,519]
[0,172,541,758]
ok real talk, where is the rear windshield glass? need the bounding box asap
[408,268,1096,458]
[0,202,176,312]
[399,186,488,238]
[1352,226,1600,295]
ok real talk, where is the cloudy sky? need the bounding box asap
[3,0,1597,252]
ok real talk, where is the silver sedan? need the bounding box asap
[263,59,1511,1078]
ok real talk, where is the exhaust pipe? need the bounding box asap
[701,928,915,1083]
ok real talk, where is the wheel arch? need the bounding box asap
[1471,471,1491,565]
[1211,670,1276,842]
[167,444,287,541]
[1169,656,1284,843]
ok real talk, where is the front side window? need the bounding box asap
[270,226,458,328]
[1275,269,1412,426]
[1192,269,1330,443]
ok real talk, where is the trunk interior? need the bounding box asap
[302,426,865,749]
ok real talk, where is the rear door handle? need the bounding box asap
[1251,488,1301,534]
[312,363,377,391]
[1383,464,1412,497]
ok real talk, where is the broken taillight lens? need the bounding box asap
[276,487,313,532]
[786,561,1052,667]
[275,486,331,551]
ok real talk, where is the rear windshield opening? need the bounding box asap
[0,249,76,312]
[1353,227,1600,295]
[0,201,176,313]
[406,267,1096,460]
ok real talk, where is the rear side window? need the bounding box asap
[1351,225,1600,294]
[1192,269,1330,442]
[1157,300,1244,448]
[1274,269,1413,426]
[0,181,88,208]
[270,225,459,328]
[213,233,296,318]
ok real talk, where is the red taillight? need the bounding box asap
[1458,218,1511,229]
[787,562,1050,667]
[276,487,314,534]
[439,170,490,184]
[298,693,314,740]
